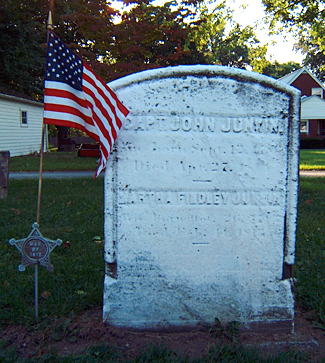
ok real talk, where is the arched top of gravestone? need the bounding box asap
[108,65,301,99]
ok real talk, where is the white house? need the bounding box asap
[0,93,47,157]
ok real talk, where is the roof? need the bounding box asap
[279,66,325,90]
[0,83,43,104]
[301,95,325,119]
[0,92,43,107]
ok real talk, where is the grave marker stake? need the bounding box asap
[8,223,62,322]
[35,263,39,321]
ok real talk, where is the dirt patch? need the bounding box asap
[1,308,325,361]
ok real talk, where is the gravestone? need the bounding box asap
[0,151,10,199]
[103,66,300,330]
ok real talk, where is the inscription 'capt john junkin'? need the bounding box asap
[123,115,287,134]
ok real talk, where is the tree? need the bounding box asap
[299,37,325,81]
[262,60,301,78]
[0,0,47,99]
[262,0,325,78]
[0,0,274,101]
[105,0,208,79]
[262,0,325,29]
[249,43,300,78]
[0,0,207,97]
[190,2,264,69]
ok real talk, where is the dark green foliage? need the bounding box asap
[1,0,282,101]
[106,0,208,80]
[0,0,47,99]
[190,3,264,69]
[0,0,208,98]
[212,24,256,68]
[262,0,324,28]
[262,61,301,79]
[262,0,325,78]
[301,39,325,82]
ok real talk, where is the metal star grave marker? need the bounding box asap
[9,222,62,272]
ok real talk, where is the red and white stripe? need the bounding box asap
[44,62,129,178]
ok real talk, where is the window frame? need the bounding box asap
[312,87,323,98]
[300,119,309,134]
[20,109,28,127]
[318,120,325,135]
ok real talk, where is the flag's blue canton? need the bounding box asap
[46,32,83,91]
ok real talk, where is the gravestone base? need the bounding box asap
[246,319,294,335]
[103,65,300,331]
[103,269,294,331]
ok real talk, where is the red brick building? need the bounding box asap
[280,67,325,147]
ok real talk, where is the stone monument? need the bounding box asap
[103,66,300,330]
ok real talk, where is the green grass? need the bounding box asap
[299,149,325,170]
[9,152,99,172]
[295,177,325,324]
[0,343,308,362]
[9,149,325,173]
[1,177,325,361]
[0,178,104,325]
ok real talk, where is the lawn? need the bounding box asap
[9,152,99,172]
[0,178,104,324]
[295,177,325,321]
[9,149,325,172]
[299,149,325,170]
[1,177,325,361]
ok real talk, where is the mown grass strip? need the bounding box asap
[299,149,325,170]
[9,152,98,172]
[9,149,325,173]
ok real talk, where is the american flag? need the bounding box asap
[43,31,129,178]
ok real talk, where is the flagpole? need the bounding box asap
[37,11,52,226]
[36,126,46,226]
[34,10,53,323]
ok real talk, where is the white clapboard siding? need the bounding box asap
[0,93,46,156]
[301,95,325,120]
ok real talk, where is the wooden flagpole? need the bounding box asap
[34,10,53,322]
[37,10,52,226]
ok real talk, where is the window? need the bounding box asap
[20,110,27,126]
[319,120,325,135]
[300,120,309,134]
[312,87,323,98]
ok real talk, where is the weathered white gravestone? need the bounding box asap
[103,66,300,330]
